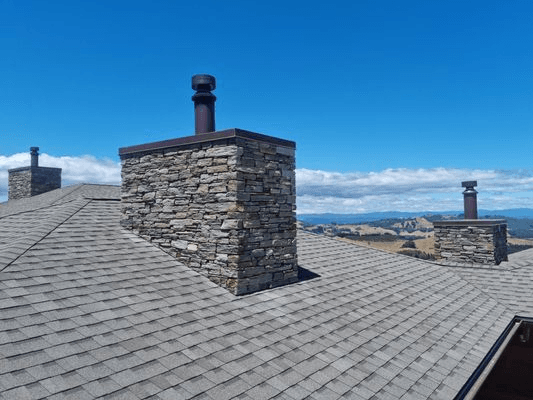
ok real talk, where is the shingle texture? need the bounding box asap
[1,184,531,399]
[445,248,533,316]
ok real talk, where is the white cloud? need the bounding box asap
[0,153,121,201]
[2,154,532,214]
[296,168,533,214]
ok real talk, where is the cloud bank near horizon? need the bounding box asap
[0,153,121,201]
[1,153,532,214]
[296,168,533,214]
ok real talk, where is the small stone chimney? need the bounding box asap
[119,76,297,295]
[8,147,62,201]
[433,181,508,266]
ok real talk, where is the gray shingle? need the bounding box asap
[1,185,531,399]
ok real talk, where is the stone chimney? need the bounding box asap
[8,147,62,201]
[119,76,298,295]
[433,181,508,266]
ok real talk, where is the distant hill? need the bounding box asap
[478,208,533,219]
[298,212,445,225]
[298,208,533,225]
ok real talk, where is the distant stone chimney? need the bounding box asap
[433,181,508,266]
[8,147,62,201]
[119,76,298,295]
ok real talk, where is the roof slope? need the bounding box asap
[0,185,526,399]
[0,185,120,272]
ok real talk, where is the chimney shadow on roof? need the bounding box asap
[297,266,321,282]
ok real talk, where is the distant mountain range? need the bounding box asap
[298,208,533,225]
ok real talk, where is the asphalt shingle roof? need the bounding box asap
[1,184,531,399]
[445,248,533,316]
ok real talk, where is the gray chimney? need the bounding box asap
[8,147,62,201]
[120,76,298,295]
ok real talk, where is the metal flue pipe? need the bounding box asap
[192,74,216,134]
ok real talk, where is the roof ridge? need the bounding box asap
[0,185,120,219]
[0,198,91,272]
[57,183,121,202]
[0,196,79,221]
[0,185,82,219]
[50,184,87,205]
[300,230,523,316]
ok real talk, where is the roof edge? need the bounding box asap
[118,128,296,157]
[454,315,533,400]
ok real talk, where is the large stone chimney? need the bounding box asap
[8,147,62,200]
[119,75,298,295]
[433,181,508,266]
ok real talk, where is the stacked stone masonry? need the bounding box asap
[120,130,298,295]
[8,167,62,200]
[433,220,508,265]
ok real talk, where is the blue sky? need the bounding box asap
[1,0,532,212]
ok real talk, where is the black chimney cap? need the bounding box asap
[462,181,477,188]
[192,74,216,92]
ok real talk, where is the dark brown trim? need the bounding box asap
[118,128,296,157]
[8,166,62,173]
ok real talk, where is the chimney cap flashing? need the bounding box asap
[462,180,477,188]
[433,219,506,227]
[8,166,62,173]
[119,128,296,157]
[192,74,216,91]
